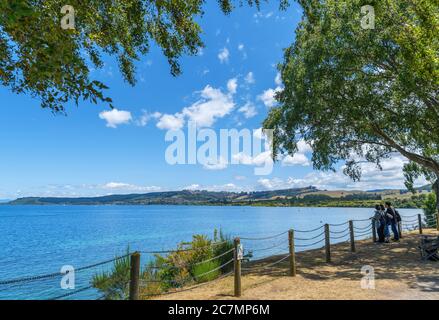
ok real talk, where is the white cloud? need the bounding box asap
[137,111,149,127]
[184,184,201,191]
[257,87,281,108]
[136,110,161,127]
[238,44,245,51]
[232,151,273,167]
[238,102,257,119]
[202,156,228,171]
[253,11,275,23]
[257,178,286,190]
[218,48,230,63]
[156,113,185,131]
[181,85,235,127]
[227,78,238,94]
[258,154,427,191]
[282,153,310,166]
[154,82,236,130]
[99,109,132,128]
[281,140,313,167]
[275,72,282,86]
[244,72,255,84]
[184,183,247,192]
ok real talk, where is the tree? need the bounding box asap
[264,0,438,211]
[0,0,289,112]
[422,193,437,228]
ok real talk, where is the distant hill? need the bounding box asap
[7,187,319,205]
[6,185,431,208]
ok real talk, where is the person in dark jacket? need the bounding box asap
[380,204,390,243]
[385,202,400,241]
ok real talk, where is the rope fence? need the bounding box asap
[1,212,437,300]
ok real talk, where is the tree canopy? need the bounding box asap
[263,0,439,207]
[0,0,288,112]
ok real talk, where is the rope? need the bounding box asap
[330,227,350,234]
[295,237,326,248]
[400,214,419,218]
[403,218,419,223]
[328,221,349,227]
[354,226,372,232]
[145,248,234,270]
[243,247,290,263]
[140,240,230,255]
[355,229,373,238]
[240,230,289,241]
[0,254,130,286]
[330,232,351,240]
[49,285,94,300]
[242,254,290,272]
[248,240,289,252]
[140,271,233,298]
[294,230,326,241]
[76,254,130,272]
[142,259,234,285]
[352,218,372,222]
[294,225,324,233]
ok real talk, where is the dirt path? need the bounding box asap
[150,230,439,300]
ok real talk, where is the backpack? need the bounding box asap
[394,209,402,222]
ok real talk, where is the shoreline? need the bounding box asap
[0,203,424,209]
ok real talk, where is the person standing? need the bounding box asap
[380,204,390,243]
[385,202,400,241]
[373,205,385,243]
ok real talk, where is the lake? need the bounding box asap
[0,205,423,300]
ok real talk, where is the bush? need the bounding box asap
[192,260,220,283]
[93,230,234,300]
[423,193,438,227]
[92,249,130,300]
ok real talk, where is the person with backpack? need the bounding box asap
[385,201,400,242]
[373,204,386,243]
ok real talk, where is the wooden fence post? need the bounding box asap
[129,252,141,300]
[349,221,356,252]
[372,219,377,243]
[234,238,242,297]
[418,214,423,234]
[324,224,331,263]
[288,230,296,277]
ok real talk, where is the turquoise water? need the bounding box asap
[0,205,422,299]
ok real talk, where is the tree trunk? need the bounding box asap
[434,179,439,214]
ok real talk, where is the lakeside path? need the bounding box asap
[152,230,439,300]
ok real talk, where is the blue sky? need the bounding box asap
[0,2,416,199]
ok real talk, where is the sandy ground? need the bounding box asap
[148,229,439,300]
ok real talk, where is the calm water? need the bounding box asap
[0,205,422,300]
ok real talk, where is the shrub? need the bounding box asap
[92,249,130,300]
[93,230,234,300]
[192,260,221,283]
[423,193,437,227]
